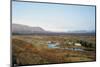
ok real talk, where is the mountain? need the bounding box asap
[12,24,95,36]
[12,24,46,34]
[67,30,96,33]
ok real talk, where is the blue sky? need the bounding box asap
[12,1,95,32]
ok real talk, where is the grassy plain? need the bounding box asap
[12,35,96,65]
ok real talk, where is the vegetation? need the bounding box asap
[12,35,96,65]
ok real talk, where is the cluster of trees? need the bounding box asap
[77,40,95,48]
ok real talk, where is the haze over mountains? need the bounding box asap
[12,24,95,35]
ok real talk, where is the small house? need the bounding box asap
[74,43,81,46]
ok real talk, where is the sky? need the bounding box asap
[12,1,96,32]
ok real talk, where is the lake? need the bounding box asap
[48,43,84,51]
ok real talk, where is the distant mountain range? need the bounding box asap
[12,24,46,34]
[67,30,95,34]
[12,24,95,35]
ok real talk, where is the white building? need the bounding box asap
[74,43,81,46]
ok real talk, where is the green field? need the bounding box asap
[12,35,96,65]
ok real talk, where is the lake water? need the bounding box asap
[47,43,84,51]
[48,43,59,48]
